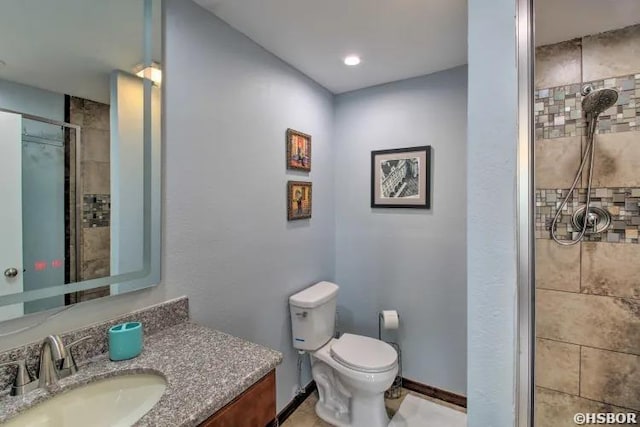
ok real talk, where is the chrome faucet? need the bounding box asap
[38,335,67,388]
[1,335,90,395]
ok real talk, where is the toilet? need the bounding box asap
[289,281,398,427]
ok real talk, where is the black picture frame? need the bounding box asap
[371,146,431,209]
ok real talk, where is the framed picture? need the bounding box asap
[288,181,312,220]
[371,146,431,209]
[287,128,311,171]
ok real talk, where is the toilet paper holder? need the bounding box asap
[378,311,400,339]
[378,311,402,399]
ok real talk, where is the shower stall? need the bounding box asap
[531,4,640,425]
[0,107,83,314]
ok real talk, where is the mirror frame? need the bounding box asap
[0,0,163,308]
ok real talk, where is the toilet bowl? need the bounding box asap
[311,334,398,427]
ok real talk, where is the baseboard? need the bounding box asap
[268,381,317,427]
[402,377,467,409]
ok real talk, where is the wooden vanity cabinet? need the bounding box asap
[199,370,276,427]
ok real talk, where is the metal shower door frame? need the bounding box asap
[516,0,535,426]
[0,107,83,288]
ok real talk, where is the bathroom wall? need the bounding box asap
[109,70,162,295]
[534,24,640,426]
[467,0,519,424]
[334,67,467,395]
[162,0,335,410]
[0,79,64,121]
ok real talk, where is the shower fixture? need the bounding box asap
[550,84,618,246]
[582,86,619,119]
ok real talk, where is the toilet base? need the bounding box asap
[351,392,390,427]
[315,400,351,427]
[310,338,397,427]
[315,393,390,427]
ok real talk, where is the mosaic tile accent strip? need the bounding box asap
[534,73,640,140]
[82,194,110,228]
[536,188,640,243]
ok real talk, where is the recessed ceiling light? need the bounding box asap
[344,55,361,66]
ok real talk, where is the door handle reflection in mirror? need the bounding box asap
[4,268,19,278]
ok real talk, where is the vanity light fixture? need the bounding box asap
[134,62,162,85]
[343,55,361,66]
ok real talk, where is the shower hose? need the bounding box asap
[550,118,598,246]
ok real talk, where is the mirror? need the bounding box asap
[0,0,162,322]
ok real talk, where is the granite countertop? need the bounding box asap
[0,322,283,426]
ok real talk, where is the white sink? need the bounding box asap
[4,373,166,427]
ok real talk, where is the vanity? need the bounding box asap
[0,298,283,427]
[199,370,276,427]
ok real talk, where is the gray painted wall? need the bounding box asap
[162,0,335,410]
[467,0,518,425]
[0,78,64,124]
[110,71,162,295]
[334,67,468,395]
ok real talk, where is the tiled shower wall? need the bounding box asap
[68,97,111,303]
[535,25,640,426]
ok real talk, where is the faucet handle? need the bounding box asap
[0,359,36,396]
[60,336,91,376]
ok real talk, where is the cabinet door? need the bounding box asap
[200,370,276,427]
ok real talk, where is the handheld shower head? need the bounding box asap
[582,87,618,118]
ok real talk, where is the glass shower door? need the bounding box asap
[21,119,66,313]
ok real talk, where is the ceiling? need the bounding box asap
[196,0,640,94]
[2,1,636,102]
[0,0,161,104]
[194,0,468,94]
[535,0,640,46]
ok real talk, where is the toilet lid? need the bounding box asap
[330,334,397,373]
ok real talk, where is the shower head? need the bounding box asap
[582,87,618,118]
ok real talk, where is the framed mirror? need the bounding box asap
[0,0,162,322]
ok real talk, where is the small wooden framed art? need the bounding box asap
[286,128,311,172]
[287,181,312,220]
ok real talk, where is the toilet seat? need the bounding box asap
[330,334,397,373]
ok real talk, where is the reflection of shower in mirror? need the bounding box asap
[0,0,163,323]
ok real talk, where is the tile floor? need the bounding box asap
[281,387,466,427]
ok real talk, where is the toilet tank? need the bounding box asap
[289,281,339,351]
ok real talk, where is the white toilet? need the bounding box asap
[289,281,398,427]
